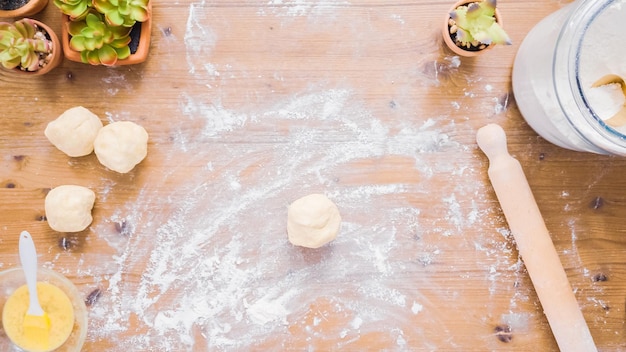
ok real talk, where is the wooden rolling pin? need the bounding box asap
[476,124,597,352]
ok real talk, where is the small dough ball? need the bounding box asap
[44,106,103,157]
[94,121,149,173]
[45,185,96,232]
[287,194,341,248]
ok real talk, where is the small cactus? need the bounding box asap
[0,19,53,72]
[93,0,150,27]
[53,0,93,20]
[449,0,511,49]
[68,11,132,66]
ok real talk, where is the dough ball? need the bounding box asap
[93,121,149,173]
[45,185,96,232]
[287,194,341,248]
[44,106,103,157]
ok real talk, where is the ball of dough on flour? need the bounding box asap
[93,121,149,173]
[45,185,96,232]
[287,194,341,248]
[44,106,103,157]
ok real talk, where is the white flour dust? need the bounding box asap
[71,2,524,351]
[264,0,350,17]
[78,81,517,349]
[184,2,218,75]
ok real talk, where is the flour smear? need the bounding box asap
[72,2,522,351]
[264,0,350,17]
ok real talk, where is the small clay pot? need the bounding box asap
[61,2,152,66]
[442,0,504,57]
[0,0,48,19]
[3,19,63,76]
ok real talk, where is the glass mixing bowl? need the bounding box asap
[0,267,87,352]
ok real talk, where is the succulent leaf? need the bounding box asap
[83,49,102,65]
[69,35,87,51]
[107,10,126,27]
[110,36,131,48]
[114,44,130,59]
[14,20,35,39]
[1,57,21,69]
[96,45,117,65]
[455,28,472,45]
[451,6,468,30]
[21,50,40,71]
[84,37,100,51]
[85,12,103,29]
[471,0,495,18]
[478,22,512,45]
[0,46,21,69]
[130,6,149,22]
[479,0,497,17]
[67,20,85,36]
[30,38,50,53]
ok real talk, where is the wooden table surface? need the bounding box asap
[1,0,625,350]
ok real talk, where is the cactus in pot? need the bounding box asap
[443,0,511,56]
[0,18,61,74]
[57,0,152,65]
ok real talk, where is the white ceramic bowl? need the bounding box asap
[0,267,87,351]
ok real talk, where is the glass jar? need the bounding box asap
[512,0,626,155]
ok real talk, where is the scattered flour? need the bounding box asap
[411,301,423,315]
[264,0,350,17]
[61,1,540,351]
[100,71,132,96]
[184,3,218,75]
[79,81,510,349]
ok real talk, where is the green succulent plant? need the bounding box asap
[53,0,93,20]
[449,0,511,48]
[93,0,150,27]
[0,19,53,72]
[68,11,132,66]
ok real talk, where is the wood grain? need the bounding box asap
[1,0,625,351]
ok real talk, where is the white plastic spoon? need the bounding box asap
[19,231,50,350]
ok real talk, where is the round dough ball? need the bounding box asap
[93,121,149,173]
[44,106,103,157]
[45,185,96,232]
[287,194,341,248]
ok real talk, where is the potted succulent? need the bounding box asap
[0,18,62,75]
[55,0,151,66]
[443,0,511,57]
[0,0,49,18]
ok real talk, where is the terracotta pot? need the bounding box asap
[442,0,504,57]
[0,0,48,19]
[2,19,63,76]
[61,2,152,66]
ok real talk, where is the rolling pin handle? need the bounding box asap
[476,123,508,162]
